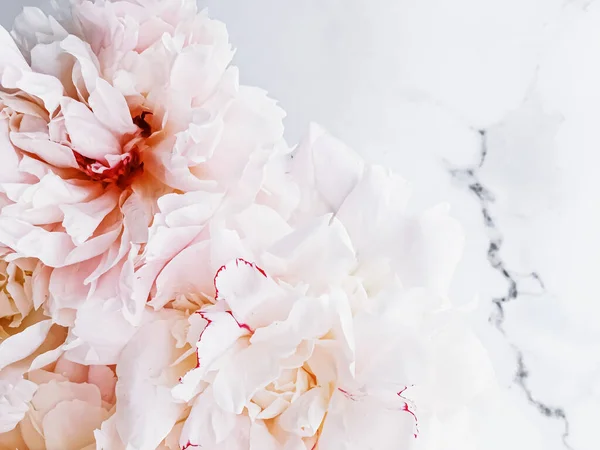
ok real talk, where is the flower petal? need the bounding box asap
[0,319,52,370]
[88,77,137,135]
[61,97,120,160]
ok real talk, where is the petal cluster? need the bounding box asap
[0,1,497,450]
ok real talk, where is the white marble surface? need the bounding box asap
[3,1,600,449]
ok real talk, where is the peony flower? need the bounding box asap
[0,247,118,449]
[2,354,117,450]
[0,250,35,330]
[0,251,66,445]
[109,126,495,449]
[0,0,287,335]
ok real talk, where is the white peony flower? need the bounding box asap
[110,126,495,449]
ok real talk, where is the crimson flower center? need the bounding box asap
[74,112,151,188]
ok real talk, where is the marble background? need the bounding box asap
[3,1,600,449]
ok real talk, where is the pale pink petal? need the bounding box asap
[88,77,137,135]
[266,216,356,292]
[9,133,77,168]
[94,414,126,450]
[0,319,52,370]
[249,420,281,450]
[151,241,212,310]
[60,188,120,245]
[212,342,282,414]
[12,71,64,114]
[157,190,224,228]
[63,224,122,266]
[250,296,331,353]
[29,347,63,372]
[127,225,202,323]
[121,191,152,244]
[0,121,26,184]
[277,386,328,438]
[170,40,233,104]
[232,204,293,253]
[59,35,101,99]
[335,165,411,253]
[64,295,138,365]
[0,27,29,73]
[87,365,117,404]
[291,124,364,216]
[31,380,103,415]
[53,355,89,384]
[0,377,37,433]
[179,386,237,448]
[48,260,95,313]
[61,97,120,160]
[115,318,185,449]
[42,399,109,450]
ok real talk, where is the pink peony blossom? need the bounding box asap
[1,354,116,450]
[0,0,286,336]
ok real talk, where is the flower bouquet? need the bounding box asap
[0,1,495,449]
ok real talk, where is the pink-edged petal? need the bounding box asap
[173,310,249,402]
[318,389,418,450]
[144,145,215,193]
[214,258,290,330]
